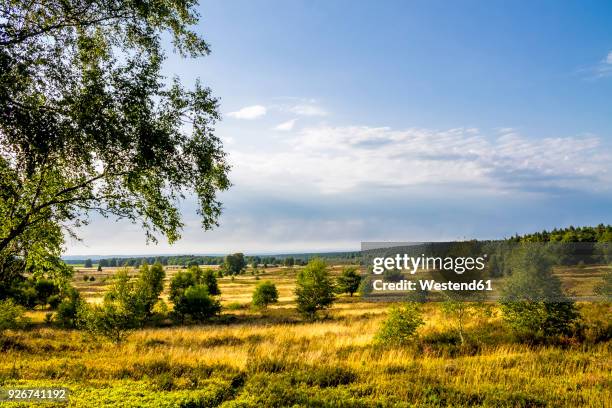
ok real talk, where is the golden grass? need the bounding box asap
[2,265,610,407]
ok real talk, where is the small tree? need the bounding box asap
[223,253,247,276]
[56,288,82,328]
[595,268,612,301]
[284,257,295,267]
[500,246,580,337]
[0,299,26,336]
[375,303,424,346]
[34,279,59,308]
[97,265,102,272]
[252,281,279,309]
[172,285,221,323]
[200,268,220,295]
[77,301,134,344]
[170,270,197,302]
[84,259,93,268]
[336,267,362,296]
[295,258,335,320]
[136,262,166,316]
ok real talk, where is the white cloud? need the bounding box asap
[287,104,327,116]
[274,119,297,131]
[227,105,267,120]
[229,125,611,195]
[606,51,612,65]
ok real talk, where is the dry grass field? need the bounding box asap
[0,265,610,407]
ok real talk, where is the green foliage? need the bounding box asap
[169,266,220,303]
[200,268,220,296]
[136,263,166,316]
[0,0,229,286]
[0,299,26,333]
[103,265,165,326]
[441,294,487,345]
[56,288,83,328]
[84,259,93,268]
[172,285,221,323]
[252,281,279,309]
[375,303,424,346]
[284,257,295,267]
[77,301,135,344]
[500,246,580,337]
[169,270,197,302]
[295,258,335,320]
[223,253,247,275]
[34,279,59,307]
[594,268,612,301]
[336,266,362,296]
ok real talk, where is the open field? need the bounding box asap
[1,265,610,407]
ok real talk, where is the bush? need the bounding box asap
[200,268,220,295]
[252,281,279,309]
[500,246,580,337]
[375,303,424,346]
[336,266,362,296]
[56,288,82,328]
[83,275,89,281]
[169,270,197,302]
[47,294,62,309]
[172,285,221,323]
[0,299,26,334]
[34,279,59,307]
[295,258,335,320]
[77,301,134,343]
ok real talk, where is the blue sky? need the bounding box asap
[66,0,612,255]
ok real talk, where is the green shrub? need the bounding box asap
[172,285,221,323]
[500,246,580,337]
[200,268,220,295]
[336,266,362,296]
[47,294,62,309]
[252,281,278,309]
[295,258,335,320]
[77,301,134,343]
[56,288,82,328]
[34,279,59,307]
[169,270,197,302]
[0,299,26,334]
[375,303,424,346]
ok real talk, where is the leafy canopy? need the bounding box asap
[0,1,230,280]
[295,258,335,320]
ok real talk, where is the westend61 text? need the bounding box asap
[372,279,493,292]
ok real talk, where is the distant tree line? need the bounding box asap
[65,251,361,268]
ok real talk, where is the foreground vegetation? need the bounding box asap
[0,264,610,407]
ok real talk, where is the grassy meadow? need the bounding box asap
[0,264,610,407]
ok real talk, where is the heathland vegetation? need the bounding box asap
[0,255,610,407]
[0,2,610,407]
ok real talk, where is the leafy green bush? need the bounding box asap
[47,294,62,309]
[375,303,424,346]
[336,266,362,296]
[0,299,26,334]
[295,258,335,320]
[252,281,279,309]
[169,270,197,302]
[172,285,221,323]
[500,246,580,337]
[56,288,83,328]
[199,268,220,295]
[77,301,134,343]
